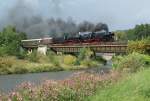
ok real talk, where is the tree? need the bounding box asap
[115,31,127,41]
[127,24,150,40]
[118,24,150,41]
[0,26,27,56]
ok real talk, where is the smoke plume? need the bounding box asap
[2,0,108,38]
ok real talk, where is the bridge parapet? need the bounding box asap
[49,44,127,53]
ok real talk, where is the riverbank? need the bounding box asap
[0,70,120,101]
[87,67,150,101]
[1,67,150,101]
[0,55,103,75]
[0,71,75,93]
[0,65,111,93]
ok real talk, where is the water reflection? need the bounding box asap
[0,71,74,93]
[0,64,112,93]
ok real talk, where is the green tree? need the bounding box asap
[0,26,27,56]
[115,31,127,41]
[125,24,150,40]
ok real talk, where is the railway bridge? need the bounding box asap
[21,39,150,56]
[21,39,150,61]
[48,43,127,54]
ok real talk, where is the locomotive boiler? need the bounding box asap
[22,30,115,47]
[53,30,115,44]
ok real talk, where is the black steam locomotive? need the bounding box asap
[53,30,115,44]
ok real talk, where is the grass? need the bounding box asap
[0,71,120,101]
[0,55,101,75]
[112,52,150,72]
[87,66,150,101]
[0,48,105,75]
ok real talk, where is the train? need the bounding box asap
[22,30,115,47]
[53,30,114,44]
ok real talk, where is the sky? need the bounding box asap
[0,0,150,31]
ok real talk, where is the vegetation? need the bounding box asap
[85,53,150,101]
[0,56,62,75]
[115,24,150,41]
[0,48,103,75]
[87,67,150,101]
[0,53,150,101]
[0,25,104,75]
[0,71,120,101]
[127,38,150,54]
[0,23,150,101]
[0,26,26,56]
[112,53,150,72]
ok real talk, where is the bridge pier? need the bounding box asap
[96,53,115,65]
[37,45,48,55]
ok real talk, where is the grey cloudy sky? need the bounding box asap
[0,0,150,31]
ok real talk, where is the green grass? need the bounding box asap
[0,55,101,75]
[87,66,150,101]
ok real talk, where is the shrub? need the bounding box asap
[113,53,150,72]
[127,39,149,54]
[0,57,14,74]
[16,48,27,59]
[0,47,8,56]
[47,51,60,67]
[63,55,77,65]
[27,50,39,62]
[78,48,93,61]
[0,57,29,74]
[0,26,27,56]
[77,48,94,65]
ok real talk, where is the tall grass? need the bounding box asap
[0,71,120,101]
[112,53,150,72]
[0,56,60,75]
[0,49,102,74]
[87,67,150,101]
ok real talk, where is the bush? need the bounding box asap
[0,26,27,56]
[0,47,8,56]
[77,48,94,65]
[113,53,150,72]
[47,51,60,67]
[127,39,149,54]
[16,48,27,59]
[0,57,29,74]
[27,50,39,62]
[63,55,77,65]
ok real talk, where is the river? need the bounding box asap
[0,71,75,93]
[0,62,112,93]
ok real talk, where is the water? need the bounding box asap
[0,64,112,93]
[0,71,75,93]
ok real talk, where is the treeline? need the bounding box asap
[115,24,150,41]
[0,26,26,56]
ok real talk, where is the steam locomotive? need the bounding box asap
[22,30,115,47]
[53,30,115,44]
